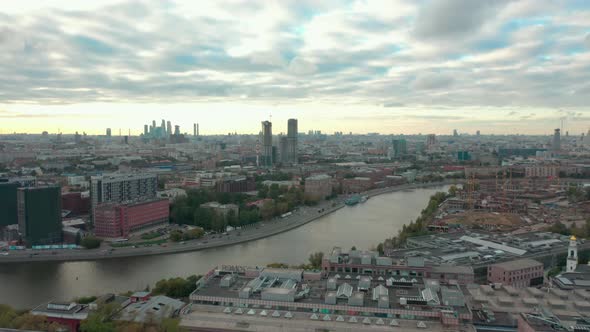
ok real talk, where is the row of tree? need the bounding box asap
[377,190,451,252]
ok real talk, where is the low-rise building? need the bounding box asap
[201,202,239,219]
[304,174,332,200]
[94,198,169,238]
[487,259,544,288]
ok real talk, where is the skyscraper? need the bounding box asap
[174,125,180,136]
[193,123,197,136]
[143,125,148,136]
[261,121,273,167]
[552,128,561,151]
[279,136,289,163]
[287,119,298,163]
[17,186,62,246]
[426,134,436,148]
[161,120,166,134]
[152,120,157,130]
[106,128,112,137]
[392,139,407,159]
[167,121,172,136]
[453,129,458,137]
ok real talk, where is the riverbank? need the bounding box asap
[0,180,460,264]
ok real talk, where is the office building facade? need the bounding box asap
[0,183,18,226]
[17,186,63,246]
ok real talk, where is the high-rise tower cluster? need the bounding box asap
[260,118,298,167]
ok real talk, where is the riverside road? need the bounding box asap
[0,181,461,264]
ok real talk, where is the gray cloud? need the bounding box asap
[414,0,508,40]
[412,73,454,90]
[383,102,405,108]
[585,34,590,48]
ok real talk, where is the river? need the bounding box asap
[0,185,449,309]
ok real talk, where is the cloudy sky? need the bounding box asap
[1,0,589,135]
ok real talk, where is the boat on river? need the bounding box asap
[345,195,369,206]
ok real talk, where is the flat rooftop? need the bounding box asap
[192,270,471,316]
[464,284,590,319]
[181,304,477,332]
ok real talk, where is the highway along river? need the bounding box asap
[0,185,449,309]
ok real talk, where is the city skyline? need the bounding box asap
[1,0,589,135]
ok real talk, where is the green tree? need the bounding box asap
[308,251,324,269]
[211,211,226,231]
[169,230,183,242]
[257,185,269,198]
[269,184,281,200]
[75,296,98,304]
[448,185,458,197]
[182,228,205,241]
[152,275,198,298]
[81,236,102,249]
[160,318,185,332]
[193,207,213,229]
[0,304,17,328]
[260,201,275,220]
[226,209,239,227]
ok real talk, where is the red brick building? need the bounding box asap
[61,192,90,216]
[94,199,169,238]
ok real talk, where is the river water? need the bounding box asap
[0,185,448,309]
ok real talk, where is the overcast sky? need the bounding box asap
[1,0,589,135]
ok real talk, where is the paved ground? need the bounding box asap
[0,181,459,264]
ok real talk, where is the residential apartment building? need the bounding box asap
[90,173,158,221]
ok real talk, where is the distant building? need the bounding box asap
[391,139,407,159]
[287,119,298,163]
[117,295,185,323]
[279,136,289,163]
[525,165,559,178]
[261,121,273,167]
[31,301,90,332]
[90,173,158,222]
[18,186,63,246]
[552,128,561,151]
[61,192,91,216]
[426,134,436,149]
[215,176,255,193]
[342,177,372,194]
[487,258,543,288]
[304,174,333,200]
[201,202,239,220]
[106,128,112,137]
[94,198,169,238]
